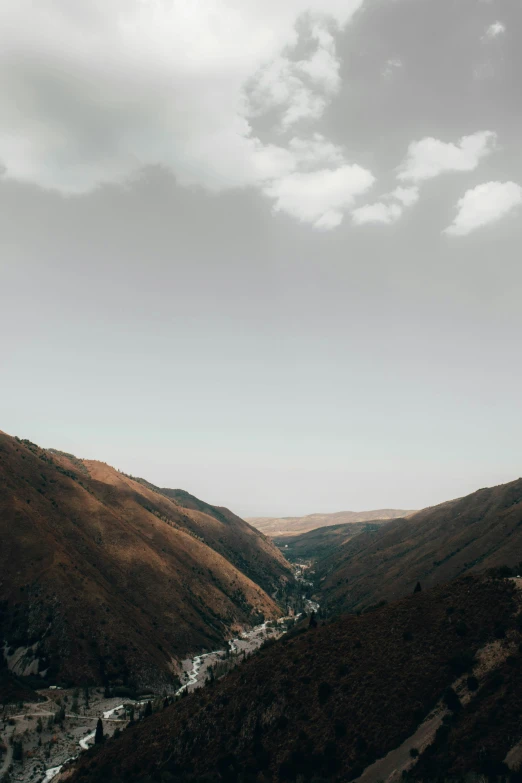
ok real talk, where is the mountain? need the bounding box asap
[0,431,293,690]
[67,575,522,783]
[273,520,390,562]
[316,478,522,615]
[247,509,414,538]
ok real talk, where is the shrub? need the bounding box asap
[443,687,462,713]
[334,719,346,738]
[318,682,332,705]
[455,621,468,637]
[448,651,476,676]
[466,675,479,692]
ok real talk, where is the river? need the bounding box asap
[42,615,299,781]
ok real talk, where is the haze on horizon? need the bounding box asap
[1,0,521,518]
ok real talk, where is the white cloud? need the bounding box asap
[444,181,522,236]
[246,23,343,132]
[483,21,506,39]
[352,201,402,225]
[351,185,418,226]
[353,127,500,231]
[398,131,497,183]
[390,186,419,207]
[382,58,403,80]
[265,164,375,228]
[0,0,373,228]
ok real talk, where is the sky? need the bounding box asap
[1,0,522,517]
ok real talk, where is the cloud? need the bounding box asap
[351,185,418,226]
[483,21,506,39]
[397,131,497,183]
[352,201,402,225]
[390,186,419,207]
[265,164,375,228]
[0,0,373,228]
[382,58,403,80]
[246,22,343,131]
[444,181,522,236]
[353,126,499,231]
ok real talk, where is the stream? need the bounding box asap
[42,616,298,781]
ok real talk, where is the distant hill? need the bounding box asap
[273,520,390,562]
[248,509,414,537]
[68,575,522,783]
[316,478,522,615]
[0,431,293,690]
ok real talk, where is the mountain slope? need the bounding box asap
[273,520,390,562]
[149,486,288,597]
[0,432,293,690]
[248,509,414,537]
[316,478,522,614]
[67,575,522,783]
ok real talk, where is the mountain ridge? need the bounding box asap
[0,431,293,690]
[315,477,522,615]
[248,508,415,537]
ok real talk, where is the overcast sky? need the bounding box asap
[1,0,521,517]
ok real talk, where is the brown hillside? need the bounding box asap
[273,520,390,562]
[0,432,292,690]
[248,509,414,537]
[316,478,522,614]
[67,576,522,783]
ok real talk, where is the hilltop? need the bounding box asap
[0,431,293,691]
[248,509,414,538]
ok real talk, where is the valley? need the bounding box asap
[61,574,522,783]
[2,432,522,783]
[1,608,306,783]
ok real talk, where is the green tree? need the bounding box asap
[443,687,462,713]
[12,739,23,762]
[94,718,104,744]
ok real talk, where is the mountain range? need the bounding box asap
[3,430,522,782]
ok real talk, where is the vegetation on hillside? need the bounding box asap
[68,576,522,782]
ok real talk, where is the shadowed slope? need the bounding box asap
[67,576,522,783]
[273,519,390,562]
[316,478,522,614]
